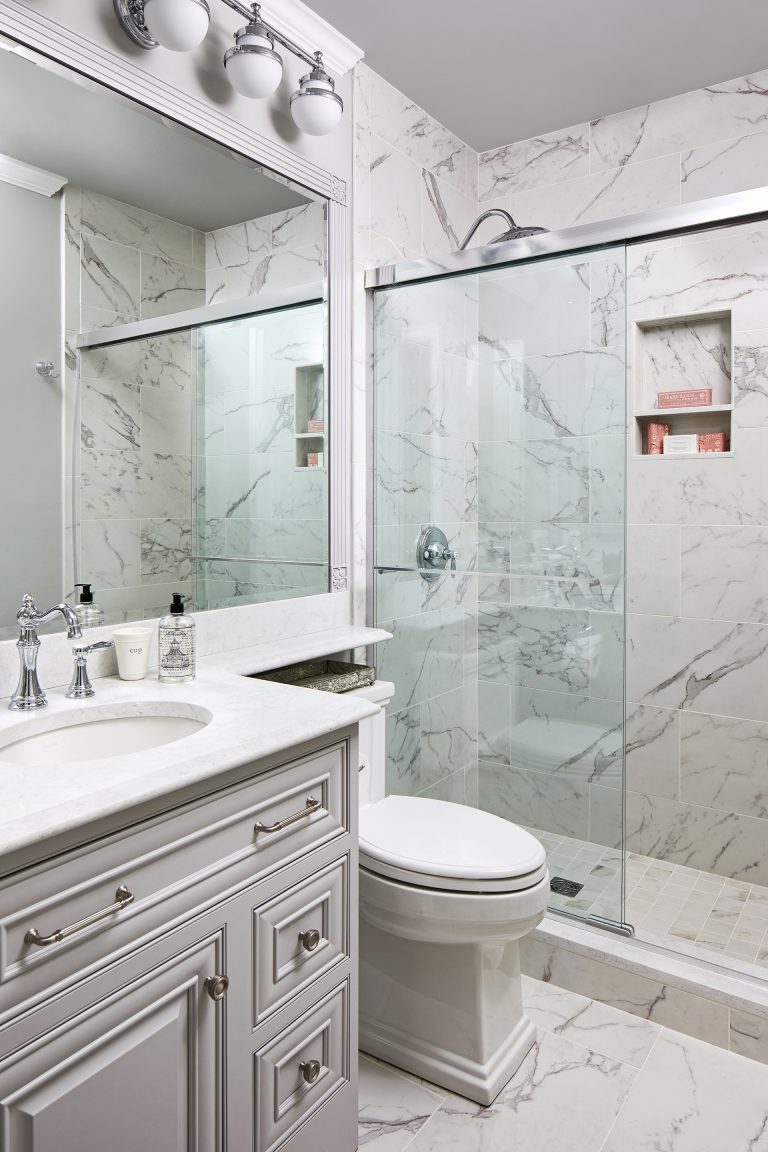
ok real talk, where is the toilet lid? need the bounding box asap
[359,796,547,893]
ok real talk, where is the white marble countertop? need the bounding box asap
[0,625,391,875]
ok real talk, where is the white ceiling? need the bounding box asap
[0,48,309,231]
[307,0,768,152]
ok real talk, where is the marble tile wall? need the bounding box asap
[69,190,327,619]
[66,186,203,620]
[78,330,194,621]
[478,69,768,229]
[618,221,768,885]
[194,304,328,610]
[204,201,325,304]
[372,277,480,805]
[470,72,768,887]
[354,64,482,802]
[360,61,768,898]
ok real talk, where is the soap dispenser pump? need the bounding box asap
[74,583,104,627]
[158,593,196,683]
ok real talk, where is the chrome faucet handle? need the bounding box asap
[66,640,113,700]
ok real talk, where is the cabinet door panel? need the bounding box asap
[0,935,222,1152]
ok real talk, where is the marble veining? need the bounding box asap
[734,332,768,426]
[360,977,768,1151]
[408,1030,637,1152]
[682,525,768,624]
[602,1030,768,1151]
[591,69,768,172]
[478,124,590,201]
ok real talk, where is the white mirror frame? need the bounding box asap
[0,0,350,596]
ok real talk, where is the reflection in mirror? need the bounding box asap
[0,39,328,638]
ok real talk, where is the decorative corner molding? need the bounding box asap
[329,174,347,205]
[0,154,67,197]
[332,566,348,591]
[260,0,363,75]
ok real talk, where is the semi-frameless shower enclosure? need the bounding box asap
[369,187,768,969]
[370,242,629,930]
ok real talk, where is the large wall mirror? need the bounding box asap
[0,37,334,639]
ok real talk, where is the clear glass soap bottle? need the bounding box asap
[158,593,195,683]
[74,583,104,628]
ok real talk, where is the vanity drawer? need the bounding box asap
[0,740,349,1018]
[254,980,349,1152]
[253,857,348,1026]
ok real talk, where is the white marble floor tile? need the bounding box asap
[601,1029,768,1152]
[406,1031,638,1152]
[522,976,660,1067]
[358,1056,444,1151]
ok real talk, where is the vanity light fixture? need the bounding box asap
[224,12,283,99]
[143,0,211,52]
[113,0,345,135]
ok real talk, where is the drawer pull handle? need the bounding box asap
[24,884,135,948]
[255,796,321,834]
[299,1059,321,1085]
[204,974,230,1001]
[299,929,321,952]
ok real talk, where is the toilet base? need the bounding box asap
[360,1010,536,1107]
[360,918,538,1106]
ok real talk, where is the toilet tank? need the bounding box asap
[348,680,394,807]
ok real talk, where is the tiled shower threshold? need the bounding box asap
[521,829,768,1065]
[531,826,768,978]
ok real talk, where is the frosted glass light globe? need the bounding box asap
[224,26,283,98]
[143,0,210,52]
[290,72,343,136]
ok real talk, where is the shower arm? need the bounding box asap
[458,209,519,250]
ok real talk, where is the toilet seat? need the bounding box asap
[359,795,548,894]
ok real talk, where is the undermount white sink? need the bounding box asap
[0,705,212,766]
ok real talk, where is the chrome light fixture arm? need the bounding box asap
[10,595,83,711]
[219,0,317,69]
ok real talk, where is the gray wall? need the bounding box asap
[0,182,62,626]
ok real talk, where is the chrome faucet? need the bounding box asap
[10,594,83,711]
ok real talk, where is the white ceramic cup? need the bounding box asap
[112,627,153,681]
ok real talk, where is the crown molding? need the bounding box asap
[259,0,363,76]
[0,152,67,196]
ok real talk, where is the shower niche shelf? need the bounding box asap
[631,309,733,458]
[294,363,325,470]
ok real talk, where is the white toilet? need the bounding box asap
[353,680,550,1106]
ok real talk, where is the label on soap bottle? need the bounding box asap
[159,627,195,677]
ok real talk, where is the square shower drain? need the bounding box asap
[550,876,584,898]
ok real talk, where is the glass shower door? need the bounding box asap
[476,247,627,926]
[372,244,628,929]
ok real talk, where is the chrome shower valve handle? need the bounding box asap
[416,526,457,584]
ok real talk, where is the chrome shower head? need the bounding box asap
[491,223,549,241]
[458,208,548,250]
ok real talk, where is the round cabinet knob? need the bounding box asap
[299,929,321,953]
[204,973,229,1001]
[299,1059,321,1085]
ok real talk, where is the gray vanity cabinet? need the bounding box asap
[0,730,359,1152]
[0,925,224,1151]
